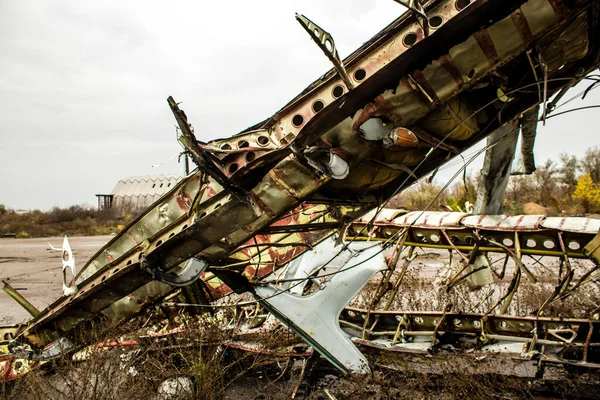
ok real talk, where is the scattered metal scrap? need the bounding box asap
[2,210,599,380]
[2,0,600,385]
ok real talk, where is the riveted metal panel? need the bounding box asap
[392,211,469,228]
[462,214,545,231]
[541,217,600,234]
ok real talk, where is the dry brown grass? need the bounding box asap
[0,205,132,238]
[0,310,305,400]
[1,311,596,399]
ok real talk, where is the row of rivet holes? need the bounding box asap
[285,1,467,131]
[225,1,469,175]
[366,225,583,251]
[345,310,529,330]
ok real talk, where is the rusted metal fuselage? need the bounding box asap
[6,0,600,372]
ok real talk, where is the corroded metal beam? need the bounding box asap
[2,281,39,318]
[7,0,600,364]
[348,210,600,259]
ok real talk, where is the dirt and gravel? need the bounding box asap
[0,236,112,325]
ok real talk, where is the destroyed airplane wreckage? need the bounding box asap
[2,0,600,385]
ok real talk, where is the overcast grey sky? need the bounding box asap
[1,1,598,210]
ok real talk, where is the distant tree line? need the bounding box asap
[0,205,131,238]
[0,147,598,238]
[390,146,600,215]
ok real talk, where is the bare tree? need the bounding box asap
[534,160,559,208]
[580,146,600,183]
[558,153,579,198]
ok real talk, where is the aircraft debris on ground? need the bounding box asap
[2,0,600,395]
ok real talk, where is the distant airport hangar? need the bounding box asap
[95,175,183,211]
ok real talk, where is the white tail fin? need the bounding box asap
[60,236,78,296]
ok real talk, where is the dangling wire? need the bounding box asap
[543,105,600,120]
[164,75,595,309]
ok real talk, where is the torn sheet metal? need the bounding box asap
[272,237,363,295]
[202,203,369,299]
[541,217,600,234]
[255,240,387,373]
[342,308,600,368]
[474,124,519,215]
